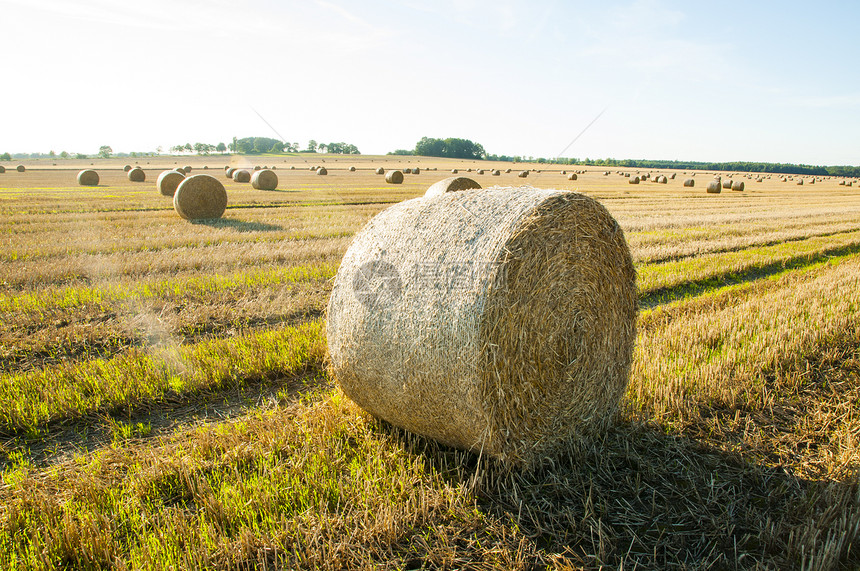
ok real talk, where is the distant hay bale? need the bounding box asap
[756,178,763,182]
[568,173,577,180]
[781,177,787,182]
[174,167,186,174]
[476,169,484,175]
[604,171,610,176]
[224,165,230,171]
[518,171,529,178]
[376,167,385,175]
[233,169,251,183]
[424,176,481,198]
[290,166,296,170]
[658,176,668,184]
[128,167,146,182]
[349,166,356,172]
[385,170,404,184]
[404,168,412,174]
[706,181,721,193]
[839,180,846,186]
[809,178,815,185]
[327,187,637,466]
[16,165,25,172]
[670,173,676,179]
[731,180,745,191]
[317,167,328,175]
[184,166,192,174]
[254,166,261,171]
[629,176,639,184]
[683,178,695,187]
[413,167,420,174]
[77,169,99,186]
[451,169,459,174]
[251,169,278,190]
[157,170,185,196]
[203,165,209,169]
[466,168,472,172]
[797,179,804,185]
[225,167,237,179]
[491,170,500,176]
[0,166,4,173]
[173,174,228,221]
[722,179,733,189]
[505,168,511,173]
[123,165,132,172]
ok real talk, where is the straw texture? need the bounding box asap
[385,170,404,184]
[233,169,251,183]
[157,170,185,197]
[173,174,228,220]
[251,169,278,190]
[424,176,481,198]
[706,181,721,193]
[327,186,637,466]
[77,169,99,186]
[128,168,145,182]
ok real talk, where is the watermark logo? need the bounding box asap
[352,259,402,310]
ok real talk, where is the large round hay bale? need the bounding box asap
[425,176,481,198]
[251,169,278,190]
[0,166,5,173]
[225,167,236,179]
[568,173,577,180]
[491,169,500,176]
[385,170,404,184]
[328,187,636,466]
[77,169,99,186]
[629,176,639,184]
[317,167,328,175]
[16,165,25,173]
[722,179,733,189]
[123,164,132,172]
[128,167,146,182]
[233,169,251,183]
[683,178,695,187]
[731,180,745,191]
[518,171,529,178]
[706,181,721,193]
[413,167,420,174]
[376,167,385,175]
[173,174,228,220]
[349,166,356,172]
[158,170,185,196]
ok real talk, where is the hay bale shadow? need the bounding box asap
[379,418,859,569]
[191,218,284,233]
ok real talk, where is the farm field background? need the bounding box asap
[0,155,858,569]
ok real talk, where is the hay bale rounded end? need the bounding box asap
[173,174,228,221]
[317,167,328,176]
[0,166,5,174]
[375,167,385,175]
[128,168,146,182]
[157,170,186,197]
[706,181,721,193]
[123,164,132,172]
[233,169,251,183]
[77,169,99,186]
[424,176,481,198]
[251,169,278,190]
[16,165,25,173]
[327,187,637,467]
[385,170,404,184]
[731,180,745,192]
[683,178,695,187]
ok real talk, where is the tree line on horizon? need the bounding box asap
[3,138,859,177]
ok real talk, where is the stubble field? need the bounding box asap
[0,155,858,569]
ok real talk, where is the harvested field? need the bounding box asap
[0,156,857,570]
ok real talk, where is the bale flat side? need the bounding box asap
[173,174,228,220]
[251,169,279,190]
[157,170,186,197]
[77,169,99,186]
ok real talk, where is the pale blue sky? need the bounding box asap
[3,0,859,164]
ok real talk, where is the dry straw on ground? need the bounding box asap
[128,167,146,182]
[424,176,481,198]
[707,181,722,193]
[157,170,185,197]
[385,170,404,184]
[233,169,251,183]
[328,186,637,466]
[173,174,228,220]
[77,169,99,186]
[251,169,278,190]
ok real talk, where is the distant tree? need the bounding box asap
[170,145,184,154]
[1,152,11,161]
[306,139,317,153]
[60,151,69,159]
[269,141,284,153]
[413,137,485,160]
[75,153,87,159]
[216,142,227,153]
[48,150,55,158]
[388,149,413,156]
[183,143,193,153]
[98,145,113,158]
[193,142,214,155]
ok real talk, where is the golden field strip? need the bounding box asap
[0,156,858,569]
